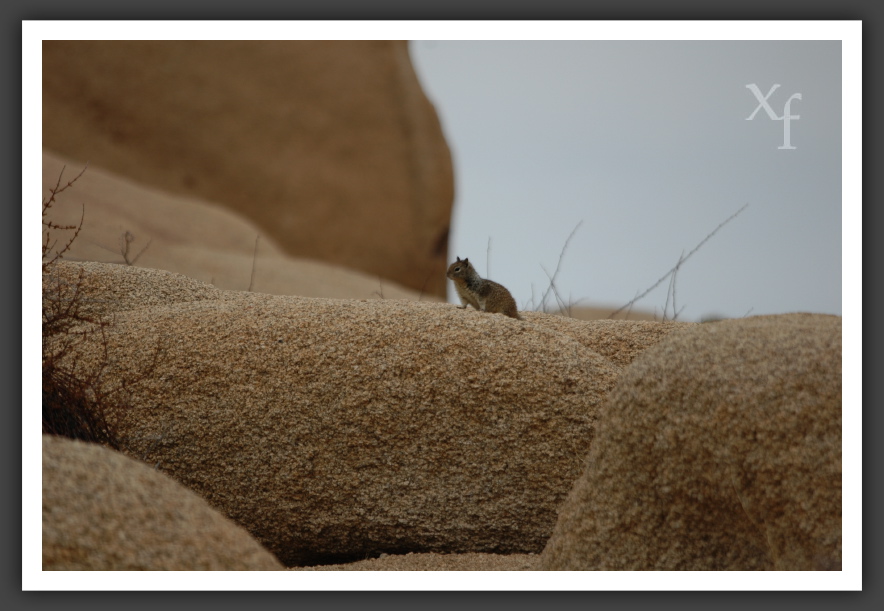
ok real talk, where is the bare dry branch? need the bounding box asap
[42,164,89,272]
[248,235,260,291]
[537,221,583,313]
[118,230,152,266]
[609,204,748,319]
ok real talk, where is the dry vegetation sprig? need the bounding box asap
[42,165,119,445]
[372,278,386,299]
[248,235,259,291]
[42,165,164,449]
[523,221,585,315]
[42,164,87,273]
[661,250,686,321]
[95,229,152,266]
[42,358,120,448]
[609,203,749,320]
[515,205,745,320]
[119,230,152,266]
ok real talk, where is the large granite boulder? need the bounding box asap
[42,435,283,570]
[540,313,842,571]
[47,262,624,566]
[41,151,431,301]
[42,40,454,297]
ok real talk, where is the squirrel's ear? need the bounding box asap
[456,256,462,262]
[463,257,469,264]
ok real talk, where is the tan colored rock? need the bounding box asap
[55,262,620,567]
[42,435,283,571]
[44,260,223,321]
[296,552,540,571]
[521,312,693,368]
[42,41,454,297]
[559,305,659,322]
[41,151,435,301]
[540,313,842,571]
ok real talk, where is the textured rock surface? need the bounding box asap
[520,313,693,368]
[296,552,540,571]
[42,435,283,571]
[51,262,627,567]
[44,260,223,321]
[41,152,431,301]
[42,40,454,296]
[540,313,842,570]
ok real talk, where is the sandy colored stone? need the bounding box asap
[42,41,454,297]
[42,435,283,571]
[558,305,659,322]
[296,552,540,571]
[44,260,224,321]
[42,151,435,302]
[540,313,842,571]
[521,312,693,368]
[56,262,622,567]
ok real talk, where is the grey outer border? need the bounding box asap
[17,0,875,608]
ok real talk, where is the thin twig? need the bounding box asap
[621,289,639,320]
[42,165,89,271]
[486,236,492,277]
[418,271,432,302]
[118,230,152,266]
[248,235,259,292]
[521,283,536,312]
[540,264,569,314]
[663,268,675,321]
[671,250,684,320]
[538,221,583,312]
[609,204,748,318]
[132,240,151,265]
[373,279,385,299]
[662,249,685,321]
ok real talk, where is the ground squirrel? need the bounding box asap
[446,256,522,320]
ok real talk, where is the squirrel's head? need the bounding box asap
[446,256,471,280]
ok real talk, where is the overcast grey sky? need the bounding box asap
[411,40,843,321]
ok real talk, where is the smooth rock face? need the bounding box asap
[42,435,283,571]
[42,40,454,297]
[41,152,432,301]
[52,262,628,567]
[540,313,842,571]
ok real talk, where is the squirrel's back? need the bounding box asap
[446,257,521,320]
